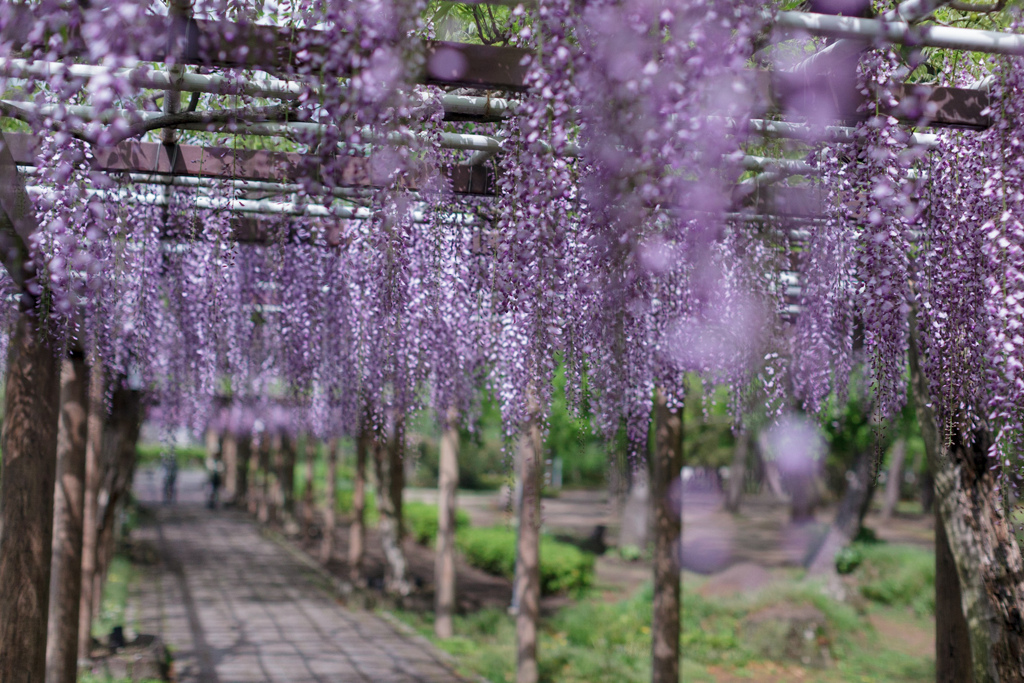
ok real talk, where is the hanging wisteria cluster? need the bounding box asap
[4,0,1024,465]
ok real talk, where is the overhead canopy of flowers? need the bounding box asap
[0,0,1019,459]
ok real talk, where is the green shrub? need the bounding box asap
[856,543,935,615]
[455,526,595,595]
[539,537,596,594]
[617,544,643,562]
[404,501,472,545]
[835,545,863,574]
[456,526,517,577]
[853,525,882,544]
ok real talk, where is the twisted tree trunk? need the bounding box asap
[651,388,682,683]
[46,354,89,683]
[0,314,62,683]
[934,429,1024,683]
[435,407,460,639]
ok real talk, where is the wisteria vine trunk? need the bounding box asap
[651,389,682,683]
[910,314,1024,682]
[434,407,459,639]
[515,413,543,683]
[373,418,409,596]
[302,437,316,538]
[320,438,338,565]
[94,387,144,607]
[349,429,368,583]
[46,353,89,683]
[77,360,105,661]
[0,313,62,683]
[934,430,1024,683]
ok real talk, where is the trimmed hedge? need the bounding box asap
[456,526,595,595]
[404,501,471,545]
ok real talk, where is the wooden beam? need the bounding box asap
[765,64,990,130]
[4,133,496,195]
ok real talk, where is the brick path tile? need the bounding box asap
[129,470,468,683]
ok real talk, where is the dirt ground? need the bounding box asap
[283,485,936,618]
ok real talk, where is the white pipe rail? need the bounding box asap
[0,58,307,99]
[747,119,939,147]
[27,185,488,224]
[0,58,518,119]
[1,101,505,153]
[777,11,1024,57]
[27,185,372,219]
[741,155,815,175]
[20,167,374,199]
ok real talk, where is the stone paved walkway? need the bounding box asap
[129,469,466,683]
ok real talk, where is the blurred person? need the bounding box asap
[207,456,223,509]
[162,452,178,504]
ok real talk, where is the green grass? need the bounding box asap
[853,543,935,616]
[391,562,936,683]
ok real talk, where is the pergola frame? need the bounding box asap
[0,2,1005,219]
[0,2,1020,683]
